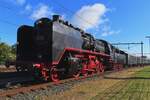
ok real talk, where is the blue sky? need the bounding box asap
[0,0,150,56]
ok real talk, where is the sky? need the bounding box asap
[0,0,150,57]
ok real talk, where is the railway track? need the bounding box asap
[0,71,35,89]
[0,67,16,72]
[0,73,102,98]
[0,71,30,79]
[0,67,139,99]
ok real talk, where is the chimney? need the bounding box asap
[53,15,60,21]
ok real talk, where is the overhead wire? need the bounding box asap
[0,1,30,44]
[0,2,26,18]
[0,1,29,27]
[0,19,19,27]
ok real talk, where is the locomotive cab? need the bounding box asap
[17,18,52,63]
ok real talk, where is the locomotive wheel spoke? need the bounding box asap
[90,69,95,75]
[82,70,88,78]
[41,69,49,81]
[73,72,80,79]
[33,67,45,81]
[81,68,88,78]
[98,62,104,74]
[50,66,59,82]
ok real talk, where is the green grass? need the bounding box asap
[91,66,150,100]
[135,67,150,78]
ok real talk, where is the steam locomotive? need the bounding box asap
[12,15,150,82]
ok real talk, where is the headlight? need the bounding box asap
[38,54,42,59]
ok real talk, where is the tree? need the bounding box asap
[0,42,16,64]
[11,44,17,54]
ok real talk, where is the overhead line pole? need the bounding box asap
[141,41,144,67]
[145,36,150,55]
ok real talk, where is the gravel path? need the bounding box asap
[0,65,16,72]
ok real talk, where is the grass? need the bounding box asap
[91,66,150,100]
[34,66,150,100]
[135,67,150,78]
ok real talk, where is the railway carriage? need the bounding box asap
[128,55,138,67]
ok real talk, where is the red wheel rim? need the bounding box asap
[41,69,49,81]
[73,72,80,79]
[82,71,88,78]
[98,62,104,74]
[50,67,59,82]
[82,63,88,78]
[90,70,95,76]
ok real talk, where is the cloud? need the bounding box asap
[25,4,32,11]
[30,4,54,20]
[101,29,121,37]
[72,3,108,30]
[100,24,121,36]
[72,3,120,37]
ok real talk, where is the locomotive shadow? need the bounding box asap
[104,76,150,80]
[0,72,35,89]
[136,70,150,72]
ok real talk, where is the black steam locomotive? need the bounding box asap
[12,15,150,81]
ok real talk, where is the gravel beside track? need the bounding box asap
[0,65,16,72]
[0,72,35,94]
[1,74,102,100]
